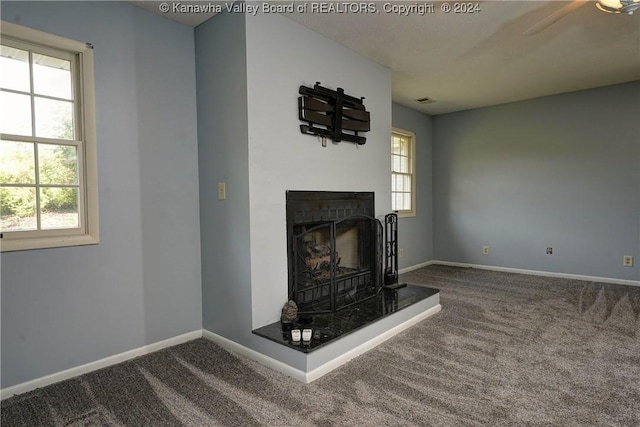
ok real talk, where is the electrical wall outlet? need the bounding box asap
[482,246,489,255]
[546,247,553,255]
[217,182,226,200]
[623,256,634,267]
[399,248,405,258]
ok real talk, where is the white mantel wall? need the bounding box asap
[244,12,392,329]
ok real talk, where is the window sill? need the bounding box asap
[397,211,416,219]
[1,234,99,252]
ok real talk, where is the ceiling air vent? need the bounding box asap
[415,96,436,104]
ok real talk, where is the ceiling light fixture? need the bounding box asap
[596,0,640,14]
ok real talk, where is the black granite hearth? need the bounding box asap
[253,284,439,353]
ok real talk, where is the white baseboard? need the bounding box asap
[202,330,308,382]
[1,330,202,400]
[432,260,640,287]
[204,303,441,384]
[399,260,436,275]
[3,302,443,399]
[305,303,441,382]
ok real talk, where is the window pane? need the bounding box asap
[40,187,79,229]
[392,136,401,155]
[392,155,401,172]
[393,155,409,173]
[33,53,72,100]
[403,175,411,192]
[399,155,409,173]
[38,144,78,185]
[0,46,30,92]
[0,140,35,184]
[34,97,74,139]
[392,174,401,192]
[0,91,32,136]
[400,138,408,156]
[0,186,37,231]
[403,193,412,211]
[393,193,402,211]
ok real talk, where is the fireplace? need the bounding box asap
[286,191,383,314]
[251,190,440,356]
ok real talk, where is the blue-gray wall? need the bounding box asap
[433,82,640,281]
[392,103,434,270]
[2,0,637,392]
[195,11,253,343]
[1,2,202,388]
[244,11,392,329]
[197,9,392,350]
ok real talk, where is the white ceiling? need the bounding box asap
[133,1,640,115]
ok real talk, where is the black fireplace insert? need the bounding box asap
[286,191,384,314]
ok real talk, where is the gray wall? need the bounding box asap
[244,11,392,328]
[197,9,392,346]
[1,2,202,388]
[433,82,640,281]
[392,103,434,269]
[195,11,253,344]
[2,0,636,392]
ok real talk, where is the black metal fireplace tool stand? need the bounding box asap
[383,213,407,291]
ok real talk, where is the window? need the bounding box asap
[391,128,416,217]
[1,21,98,252]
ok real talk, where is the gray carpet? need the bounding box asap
[2,265,639,426]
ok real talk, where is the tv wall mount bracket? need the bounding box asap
[298,82,370,145]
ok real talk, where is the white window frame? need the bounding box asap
[391,127,416,218]
[0,21,99,252]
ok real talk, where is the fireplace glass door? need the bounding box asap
[291,214,383,314]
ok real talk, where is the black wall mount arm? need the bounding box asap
[298,82,370,145]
